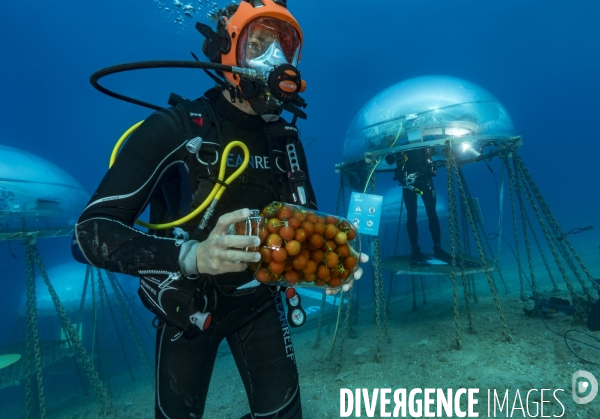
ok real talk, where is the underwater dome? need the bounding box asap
[0,145,90,237]
[341,75,516,167]
[17,262,122,317]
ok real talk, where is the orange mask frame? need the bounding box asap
[221,0,303,87]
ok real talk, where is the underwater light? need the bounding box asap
[446,126,471,137]
[461,141,481,159]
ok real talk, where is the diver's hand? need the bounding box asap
[195,208,260,275]
[325,253,369,295]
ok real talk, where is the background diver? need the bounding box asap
[387,147,452,265]
[75,1,366,418]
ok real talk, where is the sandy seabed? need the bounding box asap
[4,267,600,419]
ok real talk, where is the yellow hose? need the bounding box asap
[110,121,250,230]
[363,122,403,193]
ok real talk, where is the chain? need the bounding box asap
[458,168,509,293]
[313,293,326,349]
[25,245,47,419]
[25,247,33,419]
[105,271,154,379]
[448,146,513,343]
[445,151,463,348]
[371,238,383,362]
[510,156,583,313]
[96,270,113,395]
[525,207,559,292]
[373,236,391,344]
[504,157,526,301]
[510,163,538,295]
[315,175,347,349]
[31,247,116,417]
[453,191,475,334]
[369,166,391,345]
[513,154,599,301]
[387,198,405,309]
[335,286,354,374]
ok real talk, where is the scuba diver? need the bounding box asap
[387,147,452,265]
[75,1,366,418]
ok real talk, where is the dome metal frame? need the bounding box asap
[336,135,523,174]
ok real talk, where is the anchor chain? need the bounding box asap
[504,156,527,301]
[31,246,115,417]
[511,156,586,314]
[105,271,154,379]
[448,144,513,343]
[445,153,463,349]
[25,245,47,419]
[513,154,599,300]
[97,268,112,396]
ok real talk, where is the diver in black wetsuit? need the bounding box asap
[390,147,451,264]
[75,1,319,418]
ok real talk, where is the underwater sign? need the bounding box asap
[348,193,383,236]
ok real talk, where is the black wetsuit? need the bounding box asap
[76,88,317,418]
[393,148,441,248]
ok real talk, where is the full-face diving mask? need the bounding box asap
[235,17,305,120]
[238,17,301,74]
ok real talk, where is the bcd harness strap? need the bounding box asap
[173,95,308,210]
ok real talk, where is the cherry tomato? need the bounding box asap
[313,222,325,235]
[277,206,293,221]
[260,247,273,263]
[292,254,308,270]
[334,231,347,245]
[288,217,301,229]
[292,211,306,222]
[324,224,338,239]
[266,233,283,248]
[346,228,356,241]
[328,277,342,288]
[300,221,314,236]
[308,234,324,249]
[325,215,339,225]
[269,261,285,275]
[284,270,300,285]
[285,240,301,256]
[294,228,307,242]
[279,225,295,241]
[310,249,324,263]
[306,213,319,223]
[343,256,357,270]
[267,218,282,234]
[304,273,316,283]
[316,265,331,280]
[336,243,350,258]
[256,268,271,284]
[271,247,288,263]
[325,252,339,268]
[302,260,317,275]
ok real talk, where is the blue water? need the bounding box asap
[1,0,600,417]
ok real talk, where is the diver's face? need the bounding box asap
[245,28,278,61]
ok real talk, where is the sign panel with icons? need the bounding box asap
[348,192,383,236]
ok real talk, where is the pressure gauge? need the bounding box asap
[285,288,306,327]
[289,308,306,327]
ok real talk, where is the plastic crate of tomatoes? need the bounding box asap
[233,202,361,288]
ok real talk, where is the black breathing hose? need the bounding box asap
[90,60,234,111]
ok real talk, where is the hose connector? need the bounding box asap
[199,199,219,230]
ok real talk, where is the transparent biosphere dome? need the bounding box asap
[0,145,90,235]
[342,75,516,168]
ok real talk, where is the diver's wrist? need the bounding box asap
[178,240,200,277]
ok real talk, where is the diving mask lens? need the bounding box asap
[238,17,301,74]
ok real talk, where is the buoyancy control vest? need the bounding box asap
[139,89,315,335]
